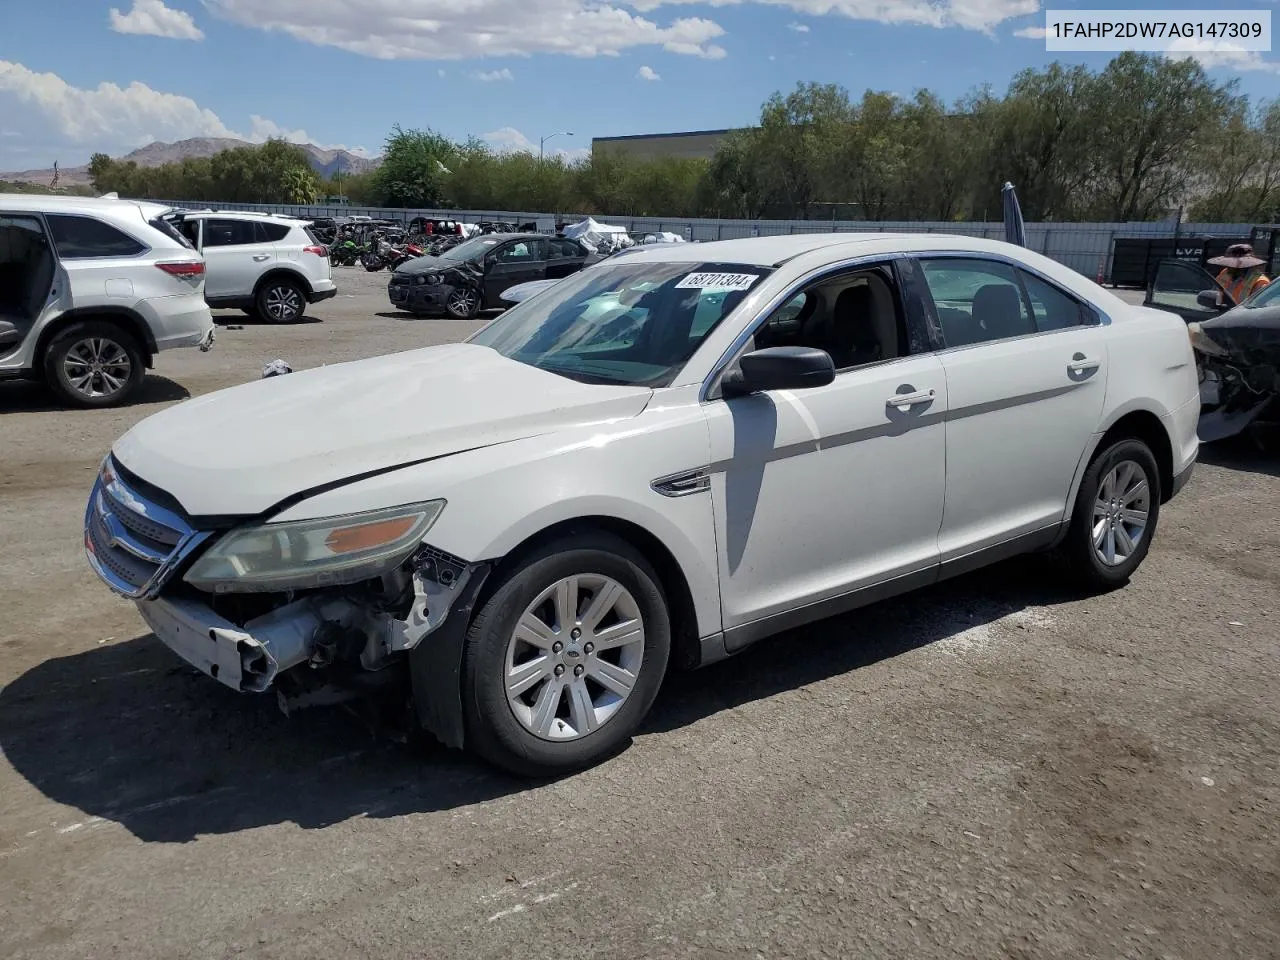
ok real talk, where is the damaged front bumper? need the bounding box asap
[135,550,483,695]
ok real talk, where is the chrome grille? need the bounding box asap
[84,457,212,600]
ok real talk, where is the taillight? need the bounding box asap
[155,261,205,277]
[304,245,328,257]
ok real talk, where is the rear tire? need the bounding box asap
[255,278,305,323]
[1060,437,1161,590]
[462,533,671,777]
[42,321,145,409]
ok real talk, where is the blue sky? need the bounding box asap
[1,0,1277,172]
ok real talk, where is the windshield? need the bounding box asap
[468,260,772,387]
[1245,278,1279,308]
[439,235,503,262]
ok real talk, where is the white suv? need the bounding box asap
[169,211,336,323]
[0,195,215,408]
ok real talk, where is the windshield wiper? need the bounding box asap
[534,363,632,386]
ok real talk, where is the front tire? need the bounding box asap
[462,533,671,777]
[1061,437,1161,589]
[42,321,145,408]
[255,278,305,324]
[445,285,481,319]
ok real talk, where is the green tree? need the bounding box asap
[374,124,454,207]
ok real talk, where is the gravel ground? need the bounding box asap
[1,271,1277,959]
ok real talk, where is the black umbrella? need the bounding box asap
[1002,181,1026,247]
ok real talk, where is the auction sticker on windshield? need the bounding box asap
[675,272,759,291]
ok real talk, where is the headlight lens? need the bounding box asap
[414,274,428,285]
[184,500,445,593]
[1187,321,1228,358]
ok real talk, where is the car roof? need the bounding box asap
[600,232,1038,267]
[0,193,171,216]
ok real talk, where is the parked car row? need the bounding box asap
[0,195,339,407]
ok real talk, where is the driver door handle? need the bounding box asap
[886,389,935,408]
[1068,354,1100,375]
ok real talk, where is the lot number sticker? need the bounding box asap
[675,272,759,291]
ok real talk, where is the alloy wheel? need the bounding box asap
[1092,459,1151,566]
[62,338,132,400]
[448,288,478,316]
[264,285,302,321]
[504,574,646,741]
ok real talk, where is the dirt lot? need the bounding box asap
[1,270,1277,959]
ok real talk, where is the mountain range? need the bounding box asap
[0,138,380,187]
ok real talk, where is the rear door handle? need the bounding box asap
[886,389,935,408]
[1068,354,1100,375]
[253,254,271,262]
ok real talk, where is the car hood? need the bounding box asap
[112,343,653,519]
[395,254,477,276]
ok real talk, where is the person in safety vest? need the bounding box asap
[1208,243,1271,307]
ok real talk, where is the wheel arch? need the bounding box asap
[252,268,312,300]
[34,308,157,372]
[1095,407,1174,503]
[477,515,704,674]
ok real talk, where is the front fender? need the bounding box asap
[271,392,723,639]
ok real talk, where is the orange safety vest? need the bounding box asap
[1216,268,1271,305]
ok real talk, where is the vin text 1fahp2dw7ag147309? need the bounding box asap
[84,233,1200,776]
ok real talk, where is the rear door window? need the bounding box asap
[45,214,147,258]
[261,222,292,242]
[203,219,259,247]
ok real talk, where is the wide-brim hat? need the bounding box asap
[1208,243,1266,269]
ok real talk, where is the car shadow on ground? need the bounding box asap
[1199,430,1280,476]
[0,557,1086,844]
[0,374,191,415]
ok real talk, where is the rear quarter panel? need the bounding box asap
[1098,304,1201,474]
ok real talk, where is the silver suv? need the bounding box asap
[169,211,336,323]
[0,195,215,408]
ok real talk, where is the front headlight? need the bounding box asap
[184,500,445,593]
[1187,321,1229,358]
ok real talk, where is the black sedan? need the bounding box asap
[388,234,594,318]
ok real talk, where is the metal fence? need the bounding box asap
[160,199,1274,283]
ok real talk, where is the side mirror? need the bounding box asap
[1197,289,1228,310]
[722,346,835,397]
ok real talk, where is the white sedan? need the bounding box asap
[85,233,1200,776]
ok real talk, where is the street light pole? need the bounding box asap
[539,131,574,162]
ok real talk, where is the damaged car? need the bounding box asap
[87,233,1199,776]
[1145,257,1280,441]
[387,233,593,318]
[1188,279,1280,441]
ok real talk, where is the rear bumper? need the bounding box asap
[146,297,217,353]
[309,285,338,304]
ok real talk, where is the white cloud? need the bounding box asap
[109,0,204,40]
[629,0,1039,32]
[204,0,729,59]
[787,21,809,32]
[1013,24,1046,39]
[0,59,367,170]
[1167,38,1280,75]
[637,64,661,80]
[473,68,514,81]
